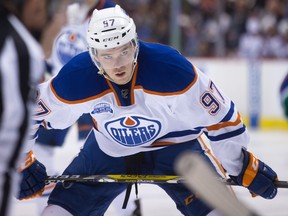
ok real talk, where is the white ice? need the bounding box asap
[12,126,288,216]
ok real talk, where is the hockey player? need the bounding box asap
[0,0,51,215]
[34,1,141,215]
[35,0,116,175]
[34,0,115,182]
[280,72,288,118]
[18,5,278,216]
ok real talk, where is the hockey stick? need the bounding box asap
[45,174,287,188]
[175,152,258,216]
[45,174,184,184]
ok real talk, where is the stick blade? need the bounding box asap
[175,152,257,216]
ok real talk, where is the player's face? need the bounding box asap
[95,42,136,85]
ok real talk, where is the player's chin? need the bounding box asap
[114,76,130,85]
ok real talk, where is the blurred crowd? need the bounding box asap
[116,0,288,58]
[42,0,288,58]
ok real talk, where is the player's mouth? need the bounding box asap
[115,71,126,77]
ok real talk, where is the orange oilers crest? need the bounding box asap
[69,33,76,42]
[124,117,136,126]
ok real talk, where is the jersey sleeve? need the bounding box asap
[192,66,249,176]
[23,79,84,153]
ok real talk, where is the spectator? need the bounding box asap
[238,13,264,58]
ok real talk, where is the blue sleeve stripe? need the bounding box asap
[205,125,246,141]
[34,120,53,130]
[35,120,43,124]
[47,121,52,128]
[30,131,38,140]
[220,101,235,123]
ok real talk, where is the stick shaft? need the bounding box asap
[45,174,288,188]
[175,152,254,216]
[46,174,184,184]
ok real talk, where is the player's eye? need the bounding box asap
[120,50,128,56]
[103,55,112,60]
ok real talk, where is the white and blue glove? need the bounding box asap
[230,149,278,199]
[18,150,47,200]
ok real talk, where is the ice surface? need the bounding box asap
[12,127,288,216]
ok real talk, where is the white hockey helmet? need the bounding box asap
[86,5,139,82]
[87,5,137,50]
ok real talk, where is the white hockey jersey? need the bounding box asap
[29,41,249,176]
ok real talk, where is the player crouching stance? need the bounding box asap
[17,5,278,216]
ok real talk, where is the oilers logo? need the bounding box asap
[105,116,161,147]
[55,30,87,65]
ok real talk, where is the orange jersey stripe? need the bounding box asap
[206,112,242,131]
[78,125,93,131]
[198,135,226,176]
[130,64,139,104]
[151,141,176,147]
[92,118,98,130]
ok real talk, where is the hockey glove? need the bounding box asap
[229,149,278,199]
[18,150,47,200]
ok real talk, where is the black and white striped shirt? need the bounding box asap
[0,8,44,216]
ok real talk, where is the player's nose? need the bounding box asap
[113,55,126,68]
